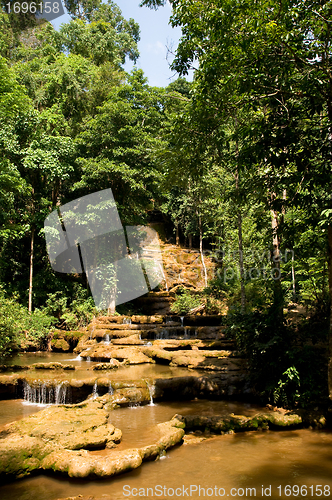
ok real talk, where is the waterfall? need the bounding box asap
[74,354,82,361]
[87,356,91,362]
[104,334,110,345]
[108,382,114,395]
[92,380,98,399]
[157,329,169,340]
[23,380,70,405]
[180,316,184,327]
[55,382,68,405]
[138,333,142,340]
[123,317,132,325]
[146,382,155,406]
[184,328,189,339]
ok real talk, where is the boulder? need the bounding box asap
[6,399,121,451]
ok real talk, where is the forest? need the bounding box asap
[0,0,332,408]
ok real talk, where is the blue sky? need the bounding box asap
[52,0,192,88]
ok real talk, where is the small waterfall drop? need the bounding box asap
[146,382,155,406]
[23,380,70,405]
[157,329,169,340]
[123,317,132,325]
[108,382,114,395]
[92,380,99,399]
[55,382,68,405]
[180,316,184,327]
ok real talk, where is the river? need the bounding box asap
[0,353,332,500]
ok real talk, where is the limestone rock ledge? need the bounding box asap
[0,398,326,484]
[0,396,185,481]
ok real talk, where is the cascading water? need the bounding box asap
[92,380,99,399]
[104,334,110,344]
[23,380,70,405]
[123,317,132,325]
[108,382,114,395]
[183,328,189,339]
[180,316,184,327]
[157,329,169,340]
[146,382,155,406]
[55,382,69,405]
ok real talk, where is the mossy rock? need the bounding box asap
[51,331,85,352]
[32,362,75,370]
[51,339,70,351]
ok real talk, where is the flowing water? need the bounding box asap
[1,354,332,500]
[0,399,332,500]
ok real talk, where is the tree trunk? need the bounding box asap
[234,167,246,312]
[28,226,34,313]
[198,211,208,287]
[327,224,332,400]
[291,253,296,301]
[271,207,283,322]
[176,224,180,246]
[237,211,246,313]
[188,234,192,249]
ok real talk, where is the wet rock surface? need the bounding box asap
[0,399,185,481]
[6,398,121,450]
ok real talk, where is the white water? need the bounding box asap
[180,316,184,327]
[147,382,155,406]
[157,329,169,340]
[23,380,70,406]
[92,380,99,399]
[108,382,114,395]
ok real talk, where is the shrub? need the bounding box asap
[170,288,202,315]
[0,290,55,357]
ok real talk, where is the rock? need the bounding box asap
[6,398,121,451]
[112,335,145,345]
[131,315,164,324]
[32,362,75,370]
[80,346,153,364]
[183,433,207,445]
[51,331,85,352]
[90,360,121,370]
[0,400,185,481]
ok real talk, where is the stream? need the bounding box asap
[1,353,332,500]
